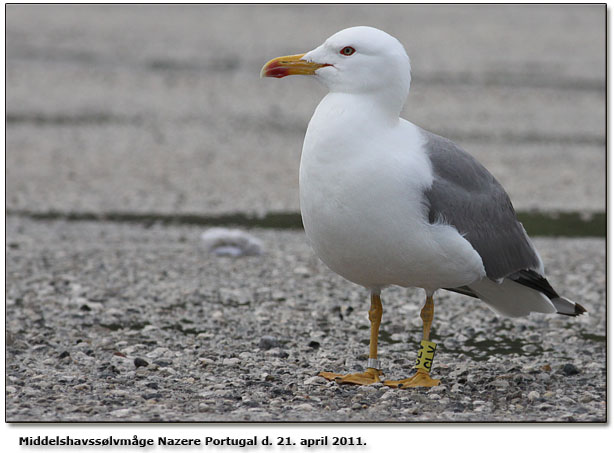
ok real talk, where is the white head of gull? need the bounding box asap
[262,26,585,388]
[304,27,410,115]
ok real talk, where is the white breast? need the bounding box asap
[299,93,485,291]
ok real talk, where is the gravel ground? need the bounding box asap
[6,216,606,422]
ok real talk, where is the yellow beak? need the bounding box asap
[260,53,331,78]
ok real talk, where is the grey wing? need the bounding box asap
[421,129,542,280]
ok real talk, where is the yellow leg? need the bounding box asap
[421,295,434,341]
[319,293,383,385]
[368,292,383,361]
[384,294,441,388]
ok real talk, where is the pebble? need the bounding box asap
[429,385,447,393]
[259,336,280,350]
[110,408,132,417]
[223,358,241,366]
[451,384,464,393]
[134,358,149,368]
[307,341,320,349]
[527,391,540,402]
[295,403,315,411]
[537,403,554,411]
[357,385,377,394]
[157,367,176,376]
[494,380,510,390]
[153,359,172,367]
[303,376,327,385]
[562,363,580,376]
[146,347,170,359]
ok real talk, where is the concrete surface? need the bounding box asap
[5,217,606,422]
[6,4,605,215]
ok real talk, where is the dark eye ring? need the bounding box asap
[340,46,355,56]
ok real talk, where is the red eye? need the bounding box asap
[340,46,355,56]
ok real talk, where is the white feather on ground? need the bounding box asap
[200,228,263,257]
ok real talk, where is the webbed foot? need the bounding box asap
[319,367,382,385]
[383,369,440,388]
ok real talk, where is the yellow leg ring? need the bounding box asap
[414,339,437,373]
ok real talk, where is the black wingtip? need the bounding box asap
[574,303,587,316]
[556,302,587,317]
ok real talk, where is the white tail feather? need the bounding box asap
[468,278,556,318]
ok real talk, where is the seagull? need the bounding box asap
[261,26,585,388]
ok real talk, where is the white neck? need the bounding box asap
[317,91,404,127]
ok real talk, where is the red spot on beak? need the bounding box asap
[263,60,290,78]
[261,54,332,79]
